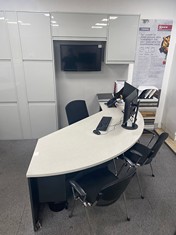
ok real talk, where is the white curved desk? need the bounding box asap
[26,102,144,230]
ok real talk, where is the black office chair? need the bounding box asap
[65,100,89,125]
[69,163,136,234]
[121,132,168,198]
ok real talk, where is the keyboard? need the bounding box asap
[96,116,112,131]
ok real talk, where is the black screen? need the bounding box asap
[122,82,137,100]
[60,44,102,71]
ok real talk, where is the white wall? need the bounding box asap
[0,0,176,134]
[0,0,175,19]
[161,43,176,140]
[54,41,128,127]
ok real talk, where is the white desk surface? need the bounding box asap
[26,103,144,178]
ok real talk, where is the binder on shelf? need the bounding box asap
[148,89,157,99]
[138,86,158,99]
[144,89,153,99]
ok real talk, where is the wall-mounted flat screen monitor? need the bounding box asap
[60,44,102,71]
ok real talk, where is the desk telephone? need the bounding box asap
[106,97,117,107]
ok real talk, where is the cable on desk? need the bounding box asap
[100,118,123,135]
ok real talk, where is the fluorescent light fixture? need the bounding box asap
[0,17,5,20]
[44,13,50,17]
[51,24,59,27]
[7,21,17,24]
[110,16,118,20]
[95,23,107,26]
[51,20,56,23]
[18,21,31,26]
[102,18,108,21]
[20,23,31,26]
[51,16,54,19]
[92,26,102,28]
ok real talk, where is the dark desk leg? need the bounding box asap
[28,178,41,231]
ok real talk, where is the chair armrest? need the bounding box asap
[143,129,155,135]
[70,180,86,198]
[123,156,137,167]
[143,129,155,147]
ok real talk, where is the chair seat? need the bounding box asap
[125,143,151,165]
[77,168,117,205]
[75,164,135,206]
[69,161,136,231]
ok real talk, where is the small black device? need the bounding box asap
[107,87,124,108]
[93,129,101,135]
[106,97,117,108]
[96,116,112,131]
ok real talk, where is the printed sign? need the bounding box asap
[132,19,173,89]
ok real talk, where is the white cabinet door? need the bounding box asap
[0,61,17,102]
[106,15,140,63]
[18,12,52,60]
[51,13,107,39]
[0,12,11,59]
[24,61,55,102]
[29,103,57,138]
[0,104,22,139]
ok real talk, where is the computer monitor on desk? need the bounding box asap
[107,82,139,130]
[107,82,137,106]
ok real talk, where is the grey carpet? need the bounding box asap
[0,135,176,235]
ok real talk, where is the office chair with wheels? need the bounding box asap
[65,100,89,125]
[121,132,168,198]
[69,163,136,234]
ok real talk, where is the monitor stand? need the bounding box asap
[121,101,139,130]
[121,123,138,130]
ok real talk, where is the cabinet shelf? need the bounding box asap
[139,90,161,130]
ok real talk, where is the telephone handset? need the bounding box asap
[106,97,117,107]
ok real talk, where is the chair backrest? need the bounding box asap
[65,100,89,125]
[96,168,136,206]
[149,132,168,160]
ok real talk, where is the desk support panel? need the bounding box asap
[28,175,66,231]
[28,178,41,231]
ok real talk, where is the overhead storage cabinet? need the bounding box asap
[105,15,140,63]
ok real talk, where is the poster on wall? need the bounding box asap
[132,19,173,89]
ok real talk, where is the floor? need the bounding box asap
[0,134,176,235]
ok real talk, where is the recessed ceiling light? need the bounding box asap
[91,26,103,29]
[110,16,118,20]
[102,18,108,21]
[96,23,107,26]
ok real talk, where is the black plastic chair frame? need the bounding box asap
[120,132,169,198]
[65,100,89,125]
[69,165,136,234]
